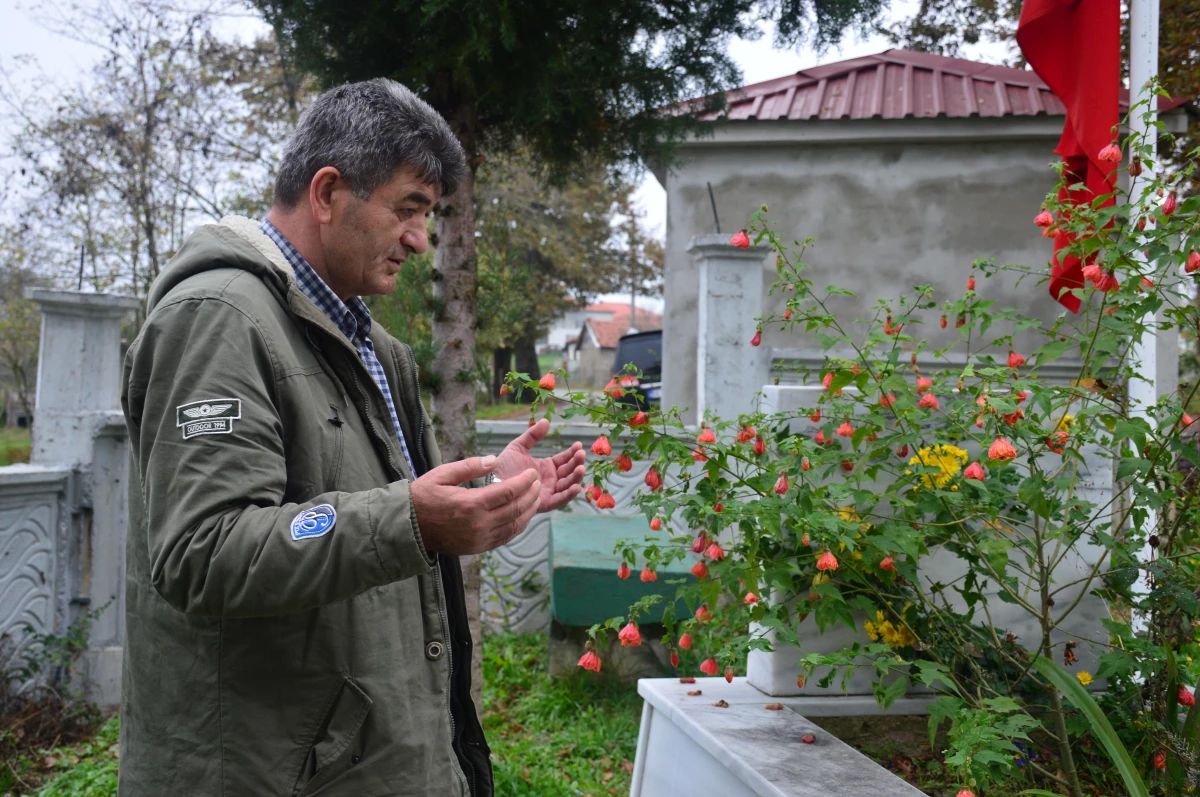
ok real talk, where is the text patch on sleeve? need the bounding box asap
[176,398,242,440]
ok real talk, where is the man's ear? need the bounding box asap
[308,166,342,225]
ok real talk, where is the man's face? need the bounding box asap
[320,165,441,299]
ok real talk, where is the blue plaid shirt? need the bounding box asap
[261,219,417,477]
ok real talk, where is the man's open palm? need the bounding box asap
[495,419,586,513]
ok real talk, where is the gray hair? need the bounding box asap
[273,79,467,207]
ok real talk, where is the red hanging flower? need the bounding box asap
[691,561,708,579]
[988,437,1017,461]
[691,447,708,463]
[1188,251,1200,274]
[841,459,854,472]
[918,393,939,410]
[1094,271,1120,293]
[815,430,827,445]
[617,562,630,580]
[699,657,719,676]
[585,485,602,503]
[705,542,726,561]
[615,453,633,472]
[645,467,662,491]
[736,426,756,443]
[1183,413,1195,428]
[695,605,712,623]
[744,593,759,605]
[750,329,762,347]
[1007,351,1026,369]
[1046,431,1068,455]
[1034,210,1054,227]
[1098,142,1122,163]
[1179,686,1195,707]
[590,436,612,456]
[640,565,657,582]
[1163,192,1178,216]
[649,516,662,531]
[618,622,642,647]
[808,409,821,423]
[730,229,751,249]
[880,393,895,408]
[725,666,735,683]
[1155,751,1167,769]
[578,650,601,672]
[1015,390,1028,404]
[670,651,680,667]
[603,378,624,398]
[774,472,789,495]
[691,532,708,554]
[916,377,933,393]
[754,436,766,456]
[539,372,556,390]
[596,492,616,509]
[630,411,650,427]
[964,462,985,481]
[697,427,716,444]
[679,633,693,650]
[895,444,909,459]
[1082,263,1103,285]
[879,557,897,572]
[836,421,854,437]
[800,456,810,472]
[816,551,839,571]
[940,315,948,329]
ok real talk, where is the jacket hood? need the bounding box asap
[147,216,294,312]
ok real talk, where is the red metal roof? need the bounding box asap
[700,48,1182,123]
[583,309,663,350]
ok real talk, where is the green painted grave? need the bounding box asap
[549,513,694,626]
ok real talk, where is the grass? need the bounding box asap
[29,716,118,797]
[0,428,31,466]
[483,633,643,796]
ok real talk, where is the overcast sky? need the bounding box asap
[0,0,1008,309]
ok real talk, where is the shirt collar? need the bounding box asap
[259,218,373,344]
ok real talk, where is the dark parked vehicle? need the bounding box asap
[612,329,662,408]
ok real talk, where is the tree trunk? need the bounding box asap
[492,347,511,402]
[513,339,541,403]
[431,153,483,719]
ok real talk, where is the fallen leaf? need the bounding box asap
[687,690,702,696]
[713,699,729,708]
[679,677,696,683]
[765,703,784,710]
[620,761,634,774]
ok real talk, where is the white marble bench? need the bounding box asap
[630,678,930,797]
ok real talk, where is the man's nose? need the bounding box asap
[401,223,428,255]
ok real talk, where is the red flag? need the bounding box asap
[1016,0,1120,313]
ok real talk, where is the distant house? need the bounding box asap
[572,307,662,387]
[541,301,656,352]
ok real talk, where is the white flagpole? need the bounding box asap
[1128,0,1159,627]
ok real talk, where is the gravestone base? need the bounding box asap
[548,619,675,681]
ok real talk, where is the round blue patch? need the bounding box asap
[291,504,337,541]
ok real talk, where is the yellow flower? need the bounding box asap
[863,610,916,649]
[1056,414,1075,432]
[906,444,968,489]
[1077,671,1094,686]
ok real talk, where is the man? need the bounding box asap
[119,79,585,796]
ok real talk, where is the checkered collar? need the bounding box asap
[259,218,373,344]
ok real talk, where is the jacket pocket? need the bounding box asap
[291,675,372,797]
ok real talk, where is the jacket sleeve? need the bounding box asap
[123,295,434,619]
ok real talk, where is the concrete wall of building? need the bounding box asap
[663,117,1085,422]
[578,344,615,388]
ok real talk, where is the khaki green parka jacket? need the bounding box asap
[119,216,492,797]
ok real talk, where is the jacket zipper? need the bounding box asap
[433,564,470,797]
[347,350,469,796]
[402,345,478,797]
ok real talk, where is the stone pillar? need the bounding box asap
[688,234,771,422]
[27,289,139,467]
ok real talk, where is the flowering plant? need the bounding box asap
[511,96,1200,797]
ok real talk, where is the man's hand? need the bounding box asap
[410,456,541,555]
[494,419,586,513]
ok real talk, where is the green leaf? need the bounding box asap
[1019,790,1072,797]
[1033,339,1073,366]
[1018,475,1052,519]
[1030,656,1149,797]
[1116,457,1150,481]
[927,695,961,750]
